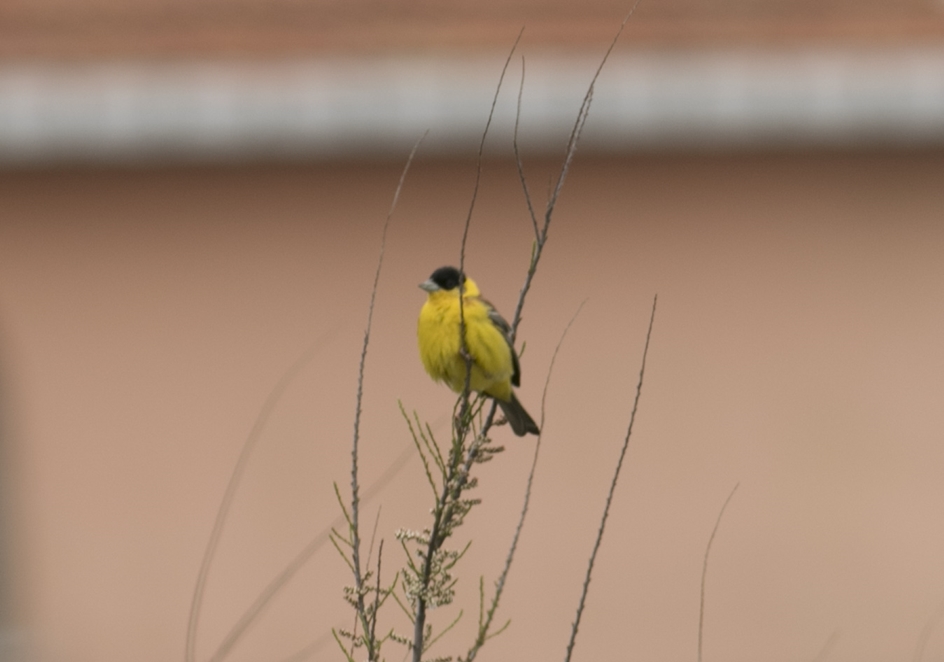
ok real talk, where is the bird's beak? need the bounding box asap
[418,279,439,293]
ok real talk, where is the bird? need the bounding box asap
[417,265,540,436]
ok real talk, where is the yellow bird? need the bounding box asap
[417,266,539,436]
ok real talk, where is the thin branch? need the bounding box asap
[365,506,383,572]
[426,609,464,651]
[400,404,440,499]
[564,294,657,662]
[459,27,525,277]
[698,482,740,662]
[371,539,384,649]
[331,629,357,662]
[466,300,587,661]
[512,56,539,241]
[351,134,425,661]
[546,1,640,219]
[510,1,639,338]
[421,416,447,476]
[540,300,587,429]
[185,330,337,662]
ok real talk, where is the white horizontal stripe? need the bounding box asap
[1,49,943,164]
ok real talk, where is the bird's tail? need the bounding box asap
[497,392,540,437]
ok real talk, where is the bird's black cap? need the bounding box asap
[429,266,465,290]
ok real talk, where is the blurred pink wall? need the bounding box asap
[1,152,943,661]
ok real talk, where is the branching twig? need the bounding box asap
[474,4,638,450]
[564,294,656,662]
[698,482,740,662]
[510,1,641,337]
[347,135,425,661]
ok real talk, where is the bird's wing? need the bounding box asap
[482,297,521,387]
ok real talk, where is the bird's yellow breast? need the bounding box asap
[417,282,514,401]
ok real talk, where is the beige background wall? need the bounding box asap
[1,151,943,661]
